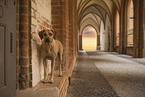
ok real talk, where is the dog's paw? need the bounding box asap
[58,75,63,77]
[41,80,49,84]
[48,80,54,84]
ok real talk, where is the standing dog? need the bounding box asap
[39,29,63,84]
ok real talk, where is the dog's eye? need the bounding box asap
[49,33,53,36]
[44,33,46,36]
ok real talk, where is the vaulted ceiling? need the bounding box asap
[78,0,122,35]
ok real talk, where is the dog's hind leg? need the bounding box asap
[58,53,63,77]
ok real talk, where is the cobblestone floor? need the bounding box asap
[67,51,119,97]
[66,51,145,97]
[109,52,145,65]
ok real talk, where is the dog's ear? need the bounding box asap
[51,29,56,39]
[38,30,45,40]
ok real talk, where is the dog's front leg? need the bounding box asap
[43,59,49,83]
[49,59,55,84]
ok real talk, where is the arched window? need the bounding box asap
[116,10,120,46]
[82,26,97,51]
[127,0,134,46]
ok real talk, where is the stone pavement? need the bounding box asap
[66,51,145,97]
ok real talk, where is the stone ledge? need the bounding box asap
[16,87,59,97]
[16,71,65,97]
[16,57,76,97]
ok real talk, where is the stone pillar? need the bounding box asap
[120,0,127,54]
[16,0,20,90]
[74,0,78,56]
[52,0,69,69]
[19,0,30,89]
[110,7,115,52]
[133,0,144,58]
[143,0,145,57]
[69,0,75,58]
[97,35,100,50]
[79,35,83,50]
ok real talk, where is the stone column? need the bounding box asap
[97,35,100,50]
[133,0,144,58]
[52,0,70,69]
[143,0,145,57]
[110,6,116,52]
[79,35,83,50]
[16,0,20,90]
[69,0,75,58]
[19,0,30,89]
[120,0,127,54]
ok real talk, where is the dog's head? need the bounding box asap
[39,29,56,44]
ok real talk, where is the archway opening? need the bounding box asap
[82,26,97,51]
[115,10,120,46]
[127,0,134,46]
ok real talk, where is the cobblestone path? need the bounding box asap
[66,51,145,97]
[67,52,119,97]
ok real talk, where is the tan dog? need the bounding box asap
[39,29,63,84]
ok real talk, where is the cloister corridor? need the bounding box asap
[0,0,145,97]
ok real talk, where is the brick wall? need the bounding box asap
[52,0,70,69]
[17,0,30,89]
[17,0,78,90]
[17,0,52,89]
[69,0,75,57]
[74,0,78,56]
[51,0,78,96]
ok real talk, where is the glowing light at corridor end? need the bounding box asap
[82,26,97,51]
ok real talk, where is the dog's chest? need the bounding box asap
[41,42,58,59]
[46,47,55,57]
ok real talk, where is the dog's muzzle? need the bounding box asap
[45,38,50,44]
